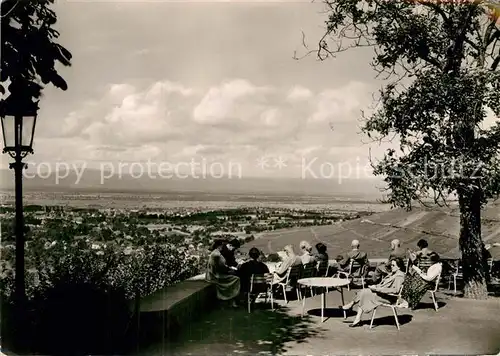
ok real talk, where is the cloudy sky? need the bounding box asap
[2,0,399,180]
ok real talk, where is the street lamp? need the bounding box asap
[0,94,38,310]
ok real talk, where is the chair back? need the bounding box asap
[302,262,317,279]
[287,264,302,287]
[487,258,493,274]
[454,261,463,277]
[317,260,328,277]
[249,273,273,294]
[350,260,368,277]
[382,279,405,306]
[418,258,433,272]
[279,266,292,284]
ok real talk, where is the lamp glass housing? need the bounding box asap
[1,115,16,149]
[1,114,37,152]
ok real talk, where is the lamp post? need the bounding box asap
[0,94,38,322]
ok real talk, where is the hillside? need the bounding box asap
[241,203,500,259]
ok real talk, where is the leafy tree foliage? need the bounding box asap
[305,0,500,298]
[0,236,204,354]
[1,0,71,98]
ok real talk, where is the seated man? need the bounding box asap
[338,239,369,276]
[238,247,270,294]
[372,239,406,283]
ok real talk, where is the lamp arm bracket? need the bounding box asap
[8,161,28,170]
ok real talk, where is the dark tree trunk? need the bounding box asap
[458,185,488,299]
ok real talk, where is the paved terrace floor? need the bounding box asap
[137,288,500,355]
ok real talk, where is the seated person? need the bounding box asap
[205,239,241,307]
[372,239,406,283]
[314,242,329,263]
[341,258,406,327]
[221,238,241,269]
[299,240,317,264]
[408,238,433,272]
[398,252,442,309]
[274,244,302,280]
[276,250,288,261]
[238,247,270,294]
[338,239,369,275]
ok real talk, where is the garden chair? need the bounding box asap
[487,258,494,282]
[347,260,369,290]
[426,269,442,311]
[247,273,274,313]
[274,264,302,303]
[299,262,317,298]
[448,261,462,295]
[418,258,434,273]
[316,260,329,277]
[326,270,350,293]
[369,284,404,330]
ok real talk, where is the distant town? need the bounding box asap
[0,204,373,253]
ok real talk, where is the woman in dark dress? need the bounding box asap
[399,252,442,309]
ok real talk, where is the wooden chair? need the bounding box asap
[248,273,274,313]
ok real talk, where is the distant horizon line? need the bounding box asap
[0,168,382,181]
[0,186,385,198]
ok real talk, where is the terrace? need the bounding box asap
[134,283,500,355]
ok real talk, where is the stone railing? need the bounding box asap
[132,278,216,352]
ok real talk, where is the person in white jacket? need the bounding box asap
[299,240,316,264]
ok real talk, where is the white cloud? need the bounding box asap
[287,86,313,101]
[60,80,195,146]
[260,108,281,127]
[308,81,371,124]
[108,84,135,102]
[295,145,323,157]
[193,79,271,125]
[22,78,383,178]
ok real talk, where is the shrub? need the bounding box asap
[0,238,206,354]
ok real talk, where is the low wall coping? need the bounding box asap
[139,279,213,313]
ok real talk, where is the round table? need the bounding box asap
[298,277,350,322]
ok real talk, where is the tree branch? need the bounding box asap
[492,54,500,70]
